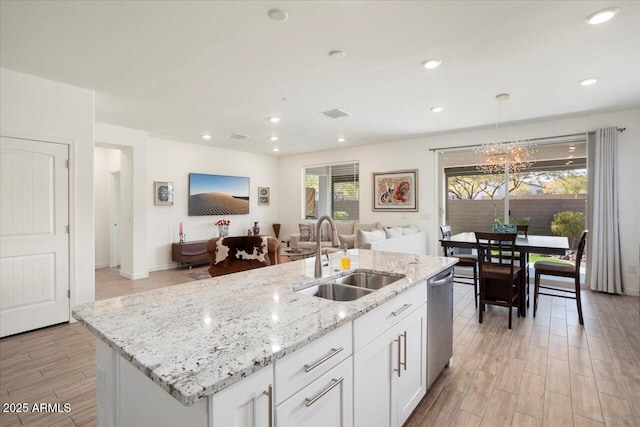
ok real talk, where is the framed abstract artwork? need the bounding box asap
[154,181,174,206]
[372,169,418,211]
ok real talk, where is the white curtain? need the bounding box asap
[586,127,624,293]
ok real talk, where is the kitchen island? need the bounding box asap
[73,249,456,426]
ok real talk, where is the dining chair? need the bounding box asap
[475,232,521,329]
[440,225,478,307]
[533,230,588,325]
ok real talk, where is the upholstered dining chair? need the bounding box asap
[475,232,522,329]
[534,230,588,325]
[441,225,478,307]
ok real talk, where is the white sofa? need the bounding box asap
[289,220,427,255]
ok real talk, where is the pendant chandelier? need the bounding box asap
[475,93,535,174]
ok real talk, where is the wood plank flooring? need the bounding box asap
[1,267,638,426]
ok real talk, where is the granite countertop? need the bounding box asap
[72,250,456,406]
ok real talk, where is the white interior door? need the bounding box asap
[0,136,70,337]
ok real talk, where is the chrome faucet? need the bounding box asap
[314,215,337,277]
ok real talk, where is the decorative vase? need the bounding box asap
[217,225,229,238]
[272,223,281,239]
[253,221,260,236]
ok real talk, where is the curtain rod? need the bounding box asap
[428,127,626,152]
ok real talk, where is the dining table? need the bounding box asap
[440,232,570,316]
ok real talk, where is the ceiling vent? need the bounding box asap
[227,134,250,140]
[321,108,351,119]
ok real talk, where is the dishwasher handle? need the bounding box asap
[428,268,453,287]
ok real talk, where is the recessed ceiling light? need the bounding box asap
[202,134,211,140]
[337,137,346,142]
[431,106,445,113]
[569,145,576,151]
[269,117,281,123]
[272,147,280,152]
[270,136,279,141]
[579,77,598,86]
[329,50,346,58]
[422,59,442,69]
[585,7,620,24]
[267,9,288,22]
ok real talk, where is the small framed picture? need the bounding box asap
[258,187,270,206]
[154,181,174,206]
[372,169,418,211]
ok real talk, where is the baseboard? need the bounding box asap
[95,262,109,269]
[119,270,149,280]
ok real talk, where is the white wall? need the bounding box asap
[94,147,121,268]
[147,137,280,271]
[0,67,95,308]
[277,108,640,295]
[94,123,149,280]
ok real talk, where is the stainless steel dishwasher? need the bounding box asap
[427,267,454,388]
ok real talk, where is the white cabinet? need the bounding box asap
[276,357,353,427]
[354,303,426,427]
[211,364,274,427]
[396,304,427,425]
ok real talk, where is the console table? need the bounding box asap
[171,240,210,269]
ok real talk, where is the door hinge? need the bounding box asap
[66,225,70,233]
[67,289,71,298]
[66,159,70,168]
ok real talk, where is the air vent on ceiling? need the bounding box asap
[321,108,351,119]
[227,134,250,140]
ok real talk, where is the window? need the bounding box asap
[303,161,359,220]
[440,141,587,236]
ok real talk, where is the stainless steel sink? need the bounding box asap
[295,270,406,302]
[297,283,373,301]
[333,271,404,290]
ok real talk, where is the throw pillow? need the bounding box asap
[338,233,356,249]
[215,236,270,267]
[354,222,382,233]
[355,229,386,249]
[334,220,356,236]
[384,226,403,239]
[299,223,313,242]
[402,226,420,235]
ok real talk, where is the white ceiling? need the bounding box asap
[1,1,639,156]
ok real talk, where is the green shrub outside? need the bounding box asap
[551,211,585,249]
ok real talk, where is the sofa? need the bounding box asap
[205,236,280,277]
[290,220,427,255]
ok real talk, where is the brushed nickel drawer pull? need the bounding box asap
[304,377,344,407]
[394,337,402,377]
[401,331,407,371]
[304,347,344,373]
[392,303,412,317]
[262,384,273,427]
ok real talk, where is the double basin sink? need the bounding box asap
[296,270,405,302]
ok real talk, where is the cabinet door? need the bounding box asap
[211,365,273,427]
[276,357,353,427]
[353,327,398,427]
[396,304,427,426]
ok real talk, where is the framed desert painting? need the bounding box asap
[372,169,418,211]
[188,173,250,215]
[154,181,174,206]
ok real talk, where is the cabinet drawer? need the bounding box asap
[276,357,353,427]
[354,281,426,352]
[275,323,352,405]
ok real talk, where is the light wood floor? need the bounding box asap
[1,267,638,426]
